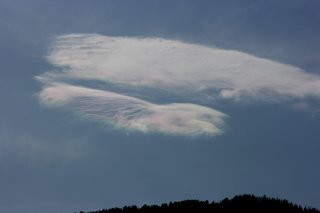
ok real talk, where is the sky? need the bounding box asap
[0,0,320,212]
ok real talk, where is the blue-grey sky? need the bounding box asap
[1,0,320,212]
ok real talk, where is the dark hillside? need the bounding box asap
[81,194,319,213]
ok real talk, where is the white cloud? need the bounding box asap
[38,83,226,136]
[44,34,320,101]
[36,34,320,136]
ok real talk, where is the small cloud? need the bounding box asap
[38,83,226,136]
[291,102,309,111]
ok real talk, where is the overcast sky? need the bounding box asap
[1,1,320,212]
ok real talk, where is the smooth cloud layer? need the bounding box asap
[39,83,226,136]
[37,34,320,136]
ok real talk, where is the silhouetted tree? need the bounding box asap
[83,194,320,213]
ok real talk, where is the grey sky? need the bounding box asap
[0,0,320,212]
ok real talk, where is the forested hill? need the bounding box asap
[81,194,319,213]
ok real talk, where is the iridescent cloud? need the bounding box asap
[36,34,320,136]
[44,34,320,101]
[38,83,226,136]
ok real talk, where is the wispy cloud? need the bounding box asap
[44,34,320,101]
[36,34,320,136]
[291,102,310,111]
[38,83,226,136]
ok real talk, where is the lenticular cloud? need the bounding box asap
[36,34,320,136]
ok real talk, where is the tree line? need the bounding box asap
[80,194,319,213]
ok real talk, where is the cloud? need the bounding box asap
[44,34,320,102]
[0,127,88,166]
[291,102,309,111]
[36,34,320,136]
[38,83,226,136]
